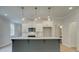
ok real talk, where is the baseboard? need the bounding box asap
[0,42,12,48]
[62,43,72,48]
[71,45,76,48]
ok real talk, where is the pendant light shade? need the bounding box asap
[21,7,25,21]
[34,7,38,21]
[48,7,51,21]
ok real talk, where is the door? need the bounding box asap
[69,22,77,47]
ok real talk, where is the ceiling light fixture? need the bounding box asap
[21,7,25,21]
[22,17,25,21]
[34,18,37,21]
[34,7,38,21]
[48,16,51,21]
[69,7,72,10]
[48,7,51,21]
[60,26,63,29]
[38,17,40,19]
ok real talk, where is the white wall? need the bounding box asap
[0,16,11,47]
[14,23,22,37]
[76,22,79,51]
[62,8,79,49]
[54,17,64,26]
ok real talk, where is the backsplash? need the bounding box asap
[22,20,61,37]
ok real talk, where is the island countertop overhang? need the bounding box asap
[11,37,62,40]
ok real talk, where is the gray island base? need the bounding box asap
[12,37,61,52]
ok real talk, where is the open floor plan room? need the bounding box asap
[0,6,79,52]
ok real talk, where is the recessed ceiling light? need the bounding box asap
[4,14,8,16]
[69,7,72,10]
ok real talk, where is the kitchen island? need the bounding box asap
[11,37,61,52]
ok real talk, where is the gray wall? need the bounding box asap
[0,16,11,47]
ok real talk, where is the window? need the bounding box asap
[10,24,15,36]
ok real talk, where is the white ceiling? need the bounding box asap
[0,6,78,23]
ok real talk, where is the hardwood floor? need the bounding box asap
[60,44,76,52]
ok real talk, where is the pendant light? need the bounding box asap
[21,7,25,21]
[48,7,51,21]
[34,7,38,21]
[38,7,40,20]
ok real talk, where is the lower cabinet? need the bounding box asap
[12,39,60,52]
[42,40,60,52]
[12,40,29,52]
[29,40,42,52]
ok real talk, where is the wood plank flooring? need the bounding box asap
[60,44,76,52]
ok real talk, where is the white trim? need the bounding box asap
[62,42,72,48]
[0,42,11,48]
[71,44,76,48]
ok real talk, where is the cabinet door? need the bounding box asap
[29,40,43,52]
[42,40,60,52]
[12,40,30,52]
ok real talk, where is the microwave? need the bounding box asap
[28,28,36,32]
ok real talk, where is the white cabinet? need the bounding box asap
[22,21,59,37]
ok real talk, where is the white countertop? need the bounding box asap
[11,37,62,40]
